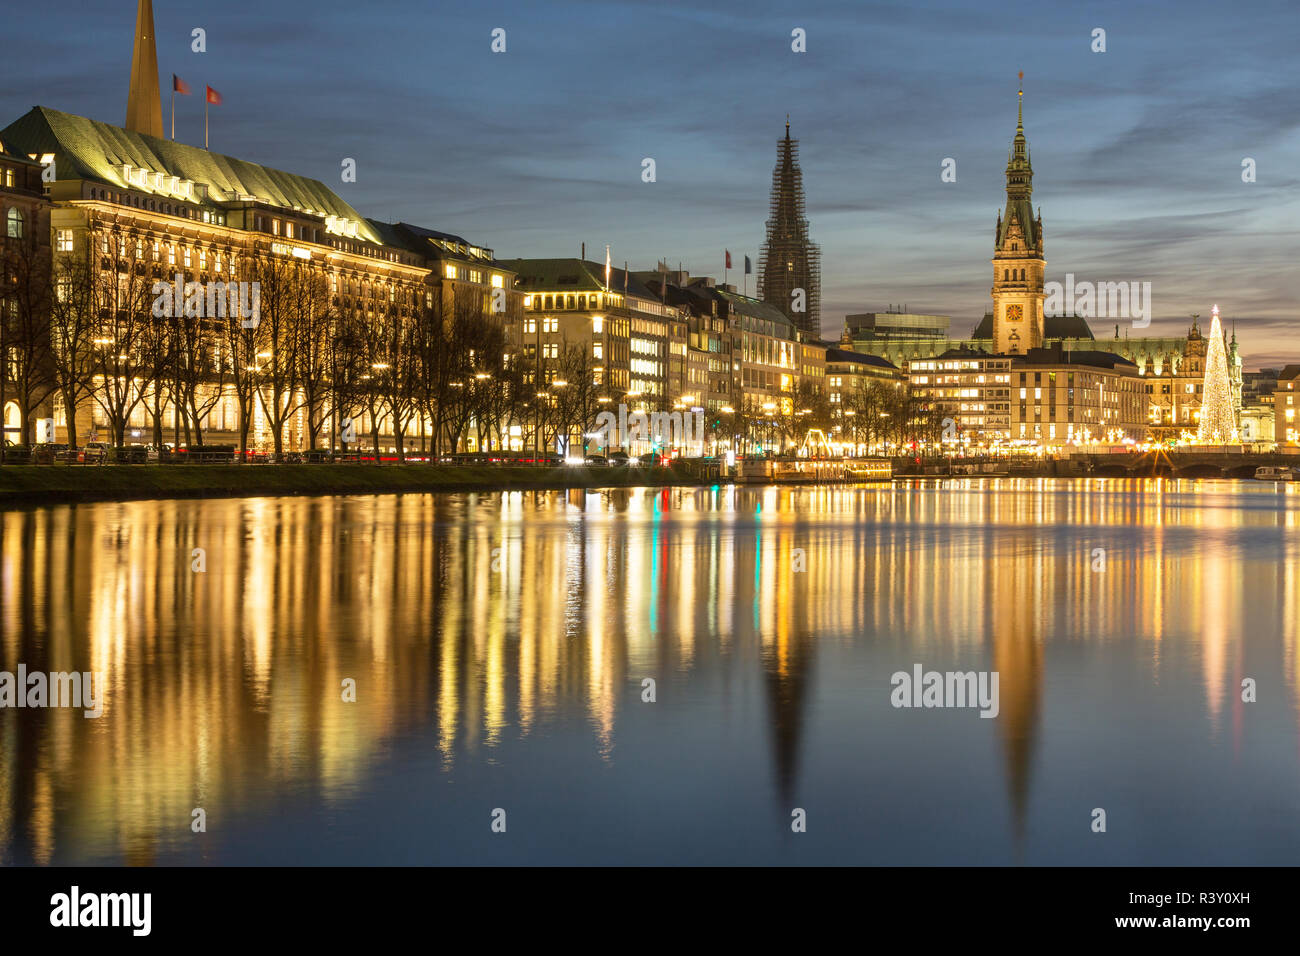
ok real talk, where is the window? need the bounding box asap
[56,229,74,252]
[272,219,281,236]
[592,316,603,333]
[593,343,603,359]
[490,274,504,288]
[543,317,558,333]
[3,169,14,188]
[523,319,536,334]
[445,264,457,279]
[6,207,23,239]
[285,222,294,239]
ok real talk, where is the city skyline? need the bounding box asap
[2,0,1296,368]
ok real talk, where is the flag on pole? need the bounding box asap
[604,245,611,293]
[204,86,221,149]
[725,250,732,270]
[744,255,752,275]
[171,76,191,141]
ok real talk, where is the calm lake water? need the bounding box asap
[2,479,1298,865]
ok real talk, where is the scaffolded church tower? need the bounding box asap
[758,120,821,337]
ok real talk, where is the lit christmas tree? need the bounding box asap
[1196,304,1239,444]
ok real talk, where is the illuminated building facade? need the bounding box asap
[908,345,1147,447]
[0,135,52,447]
[0,105,434,449]
[1278,365,1300,445]
[907,351,1014,443]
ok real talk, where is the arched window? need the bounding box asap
[1020,269,1025,281]
[6,207,23,239]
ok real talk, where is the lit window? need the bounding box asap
[593,316,603,333]
[491,274,504,288]
[56,229,74,252]
[445,264,457,279]
[6,207,24,239]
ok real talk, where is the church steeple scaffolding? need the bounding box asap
[991,73,1045,355]
[126,0,163,138]
[758,118,821,337]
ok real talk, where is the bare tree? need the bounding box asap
[296,271,334,451]
[48,252,98,450]
[247,250,305,456]
[87,225,155,449]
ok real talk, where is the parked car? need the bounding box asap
[608,451,631,466]
[584,454,608,466]
[32,443,69,464]
[115,444,148,464]
[637,452,666,467]
[78,442,110,464]
[2,441,33,464]
[146,443,173,462]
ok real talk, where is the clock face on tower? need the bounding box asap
[1005,304,1023,322]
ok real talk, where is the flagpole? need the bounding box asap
[205,97,209,149]
[171,88,175,140]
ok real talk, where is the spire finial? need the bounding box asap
[785,113,790,137]
[1017,71,1024,130]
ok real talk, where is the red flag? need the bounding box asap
[725,250,732,269]
[173,74,191,95]
[205,86,222,106]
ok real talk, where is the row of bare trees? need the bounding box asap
[1,231,531,461]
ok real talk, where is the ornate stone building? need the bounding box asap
[991,83,1045,355]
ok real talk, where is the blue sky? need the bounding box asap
[5,0,1298,367]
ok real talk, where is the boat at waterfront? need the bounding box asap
[1254,465,1295,481]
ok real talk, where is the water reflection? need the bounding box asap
[1,479,1298,864]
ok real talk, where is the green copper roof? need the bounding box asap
[0,106,382,243]
[971,311,1096,340]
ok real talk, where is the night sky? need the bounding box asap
[5,0,1297,367]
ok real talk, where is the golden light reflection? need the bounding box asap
[0,478,1296,862]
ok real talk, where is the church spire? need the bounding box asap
[1005,72,1032,200]
[126,0,163,138]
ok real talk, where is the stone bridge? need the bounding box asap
[1075,450,1300,479]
